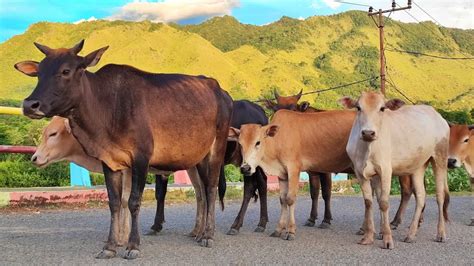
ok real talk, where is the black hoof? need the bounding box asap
[200,239,213,248]
[318,222,331,229]
[123,249,140,260]
[375,232,383,240]
[270,231,281,237]
[469,220,474,226]
[95,249,116,259]
[356,228,365,235]
[435,235,446,243]
[304,219,316,227]
[226,228,239,235]
[254,226,265,233]
[404,236,415,243]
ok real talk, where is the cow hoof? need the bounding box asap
[95,249,116,259]
[469,219,474,226]
[282,233,295,241]
[318,222,331,229]
[383,239,394,250]
[200,239,213,248]
[123,249,140,260]
[435,235,446,243]
[254,226,265,233]
[304,220,316,227]
[226,228,239,235]
[404,236,416,243]
[358,237,374,245]
[270,231,281,237]
[356,228,365,235]
[186,231,198,238]
[375,232,383,240]
[145,229,159,236]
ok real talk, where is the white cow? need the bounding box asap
[341,91,450,249]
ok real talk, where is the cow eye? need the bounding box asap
[62,69,71,75]
[464,138,469,143]
[255,141,261,147]
[380,107,386,112]
[48,132,57,137]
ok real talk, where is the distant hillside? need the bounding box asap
[1,11,473,110]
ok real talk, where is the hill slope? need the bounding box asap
[1,11,473,110]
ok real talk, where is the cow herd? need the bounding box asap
[14,40,473,259]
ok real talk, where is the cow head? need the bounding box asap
[447,124,473,168]
[16,40,109,119]
[31,116,81,167]
[228,124,278,175]
[264,89,304,112]
[340,91,405,142]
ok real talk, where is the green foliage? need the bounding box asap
[224,164,243,182]
[396,22,452,54]
[0,155,69,187]
[441,28,474,55]
[313,54,332,70]
[437,108,473,124]
[353,45,378,59]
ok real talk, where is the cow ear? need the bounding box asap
[299,101,310,112]
[265,125,279,137]
[385,98,405,111]
[63,118,72,134]
[338,96,356,109]
[83,46,109,67]
[14,61,39,77]
[227,127,240,141]
[70,39,84,55]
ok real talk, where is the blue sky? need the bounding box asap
[0,0,472,43]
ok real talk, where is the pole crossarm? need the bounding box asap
[0,145,36,154]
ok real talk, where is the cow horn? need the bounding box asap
[71,39,85,55]
[295,89,303,100]
[274,89,280,99]
[33,42,53,56]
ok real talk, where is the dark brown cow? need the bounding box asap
[16,40,232,259]
[264,90,332,227]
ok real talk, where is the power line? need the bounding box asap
[252,76,379,102]
[334,1,371,8]
[385,47,474,60]
[412,1,443,26]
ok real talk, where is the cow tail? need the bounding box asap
[218,170,226,211]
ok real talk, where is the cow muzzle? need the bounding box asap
[361,130,377,142]
[31,153,48,168]
[240,164,253,176]
[447,158,459,169]
[22,100,45,119]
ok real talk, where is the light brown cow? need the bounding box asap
[228,109,355,240]
[447,124,474,226]
[341,91,450,249]
[32,116,132,246]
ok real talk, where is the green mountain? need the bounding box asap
[1,11,473,110]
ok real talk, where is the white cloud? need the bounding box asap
[73,16,97,24]
[320,0,473,29]
[297,16,305,21]
[108,0,240,23]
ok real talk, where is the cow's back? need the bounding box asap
[268,109,355,173]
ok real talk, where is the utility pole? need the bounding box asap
[368,0,411,95]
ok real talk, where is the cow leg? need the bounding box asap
[255,167,268,232]
[391,175,412,229]
[227,174,257,235]
[358,175,375,246]
[319,173,332,228]
[283,166,300,240]
[124,155,149,260]
[404,167,426,243]
[146,174,168,235]
[378,171,394,249]
[118,170,131,246]
[431,155,449,242]
[271,177,288,238]
[187,167,206,239]
[305,173,320,227]
[96,165,122,259]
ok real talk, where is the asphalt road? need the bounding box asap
[0,195,472,265]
